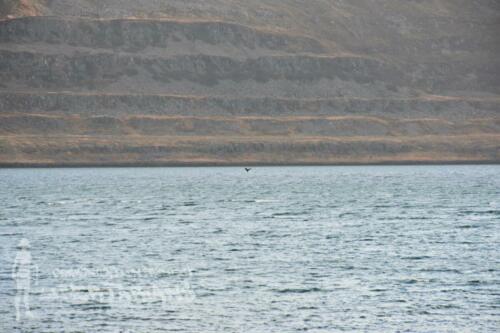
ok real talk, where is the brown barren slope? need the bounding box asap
[0,2,499,166]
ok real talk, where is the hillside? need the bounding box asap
[0,1,499,165]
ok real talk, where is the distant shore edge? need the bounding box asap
[1,160,499,168]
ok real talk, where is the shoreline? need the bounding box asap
[1,160,498,168]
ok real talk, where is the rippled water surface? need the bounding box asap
[0,166,499,332]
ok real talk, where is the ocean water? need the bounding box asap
[0,165,499,332]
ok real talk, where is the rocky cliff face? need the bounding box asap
[0,1,498,165]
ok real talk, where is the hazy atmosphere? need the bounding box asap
[0,1,499,333]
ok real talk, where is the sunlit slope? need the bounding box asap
[0,1,498,165]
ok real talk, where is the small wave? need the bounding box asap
[459,209,499,216]
[457,224,480,229]
[273,287,324,294]
[431,304,461,309]
[110,239,127,243]
[272,212,295,216]
[325,235,339,239]
[249,230,268,237]
[272,210,311,218]
[297,306,319,310]
[419,268,461,274]
[339,212,357,218]
[370,288,388,292]
[70,304,112,311]
[255,199,280,203]
[373,205,394,208]
[271,213,303,219]
[466,280,491,286]
[340,265,356,270]
[401,256,432,260]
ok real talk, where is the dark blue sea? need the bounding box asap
[0,166,499,332]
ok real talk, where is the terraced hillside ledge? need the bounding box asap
[0,7,499,165]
